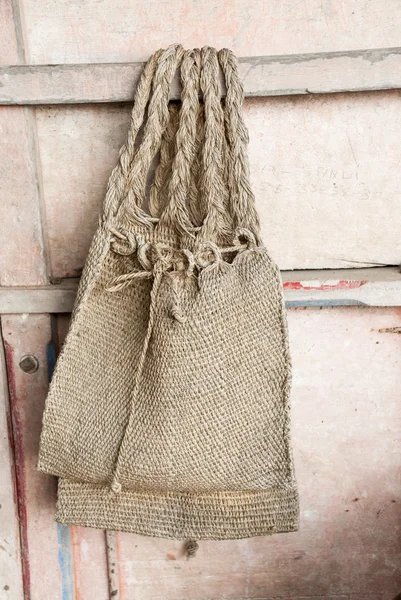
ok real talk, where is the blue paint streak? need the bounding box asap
[285,299,365,307]
[46,340,57,382]
[47,340,75,599]
[57,524,75,600]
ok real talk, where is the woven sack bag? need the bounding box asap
[38,44,299,540]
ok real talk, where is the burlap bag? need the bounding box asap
[38,44,299,540]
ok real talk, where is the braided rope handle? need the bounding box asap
[157,49,201,236]
[148,102,180,218]
[118,44,185,227]
[103,48,163,220]
[187,102,205,228]
[196,46,232,243]
[218,49,260,237]
[106,44,260,245]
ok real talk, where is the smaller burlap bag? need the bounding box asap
[38,44,299,540]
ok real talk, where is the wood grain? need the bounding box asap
[18,0,401,64]
[2,48,401,104]
[0,322,23,600]
[0,0,48,287]
[0,107,49,287]
[1,315,60,600]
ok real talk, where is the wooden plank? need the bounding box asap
[1,315,61,600]
[2,47,401,105]
[282,267,401,307]
[0,322,24,600]
[18,0,401,65]
[0,268,400,313]
[36,103,131,278]
[0,107,48,286]
[33,92,401,274]
[116,307,401,599]
[106,531,120,600]
[0,0,20,65]
[247,90,401,270]
[1,314,110,600]
[0,0,48,287]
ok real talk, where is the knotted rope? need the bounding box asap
[107,228,258,321]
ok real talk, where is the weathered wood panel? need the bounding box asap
[0,107,48,287]
[36,103,131,278]
[250,90,401,269]
[2,310,401,598]
[35,91,401,275]
[2,315,61,599]
[0,0,48,287]
[0,0,19,64]
[116,307,401,600]
[1,314,109,600]
[0,325,23,600]
[19,0,401,65]
[3,48,401,105]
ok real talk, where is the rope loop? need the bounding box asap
[137,240,153,271]
[195,241,222,269]
[109,227,138,256]
[232,227,257,250]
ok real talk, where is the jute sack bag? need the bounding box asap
[38,44,299,540]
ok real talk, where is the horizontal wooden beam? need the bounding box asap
[1,47,401,105]
[0,268,400,313]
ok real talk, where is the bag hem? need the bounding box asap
[56,479,299,540]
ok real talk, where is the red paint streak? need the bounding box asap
[5,411,18,508]
[283,279,367,291]
[4,340,32,600]
[115,531,123,600]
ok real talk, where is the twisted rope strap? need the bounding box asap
[218,48,260,238]
[197,46,232,244]
[104,48,164,223]
[157,49,201,237]
[148,103,180,218]
[118,44,185,227]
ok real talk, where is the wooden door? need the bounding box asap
[1,1,401,598]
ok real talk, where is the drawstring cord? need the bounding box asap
[107,241,192,323]
[107,228,258,319]
[109,265,164,494]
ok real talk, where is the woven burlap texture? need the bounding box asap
[38,44,299,540]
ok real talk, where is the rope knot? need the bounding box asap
[195,241,222,270]
[233,227,258,251]
[111,480,122,494]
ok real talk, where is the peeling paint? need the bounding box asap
[3,340,31,600]
[283,279,367,291]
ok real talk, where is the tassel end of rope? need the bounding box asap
[111,480,122,494]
